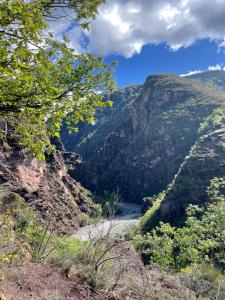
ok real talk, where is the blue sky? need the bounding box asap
[106,39,225,87]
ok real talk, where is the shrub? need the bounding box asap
[78,213,91,227]
[102,189,122,217]
[24,225,85,262]
[180,264,221,298]
[0,212,29,266]
[0,191,34,266]
[139,192,165,232]
[93,204,103,219]
[134,178,225,272]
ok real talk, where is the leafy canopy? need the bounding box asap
[0,0,114,159]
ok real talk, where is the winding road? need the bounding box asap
[73,203,141,241]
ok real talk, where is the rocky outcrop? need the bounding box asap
[64,73,225,206]
[0,139,95,234]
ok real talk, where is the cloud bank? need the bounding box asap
[50,0,225,58]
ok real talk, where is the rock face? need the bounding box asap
[0,138,95,234]
[62,73,225,209]
[158,117,225,225]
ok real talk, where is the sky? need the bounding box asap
[50,0,225,87]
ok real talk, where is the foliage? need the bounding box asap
[0,191,36,231]
[139,192,165,232]
[24,225,84,262]
[102,189,122,217]
[198,108,225,134]
[180,264,221,299]
[0,189,84,264]
[0,190,34,266]
[0,0,114,159]
[49,233,121,289]
[134,178,225,272]
[0,212,28,266]
[77,212,91,227]
[42,0,105,30]
[93,203,103,219]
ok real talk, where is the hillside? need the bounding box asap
[63,72,225,217]
[0,135,96,235]
[157,112,225,226]
[188,70,225,91]
[61,84,142,152]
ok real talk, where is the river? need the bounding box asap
[73,203,141,241]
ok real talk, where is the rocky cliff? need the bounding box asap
[63,72,225,210]
[0,136,95,234]
[157,109,225,225]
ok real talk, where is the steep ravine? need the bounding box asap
[64,73,225,201]
[61,71,225,226]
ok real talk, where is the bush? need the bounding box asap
[49,232,122,289]
[0,213,29,266]
[93,204,103,219]
[180,264,221,298]
[78,213,91,227]
[134,178,225,272]
[102,189,122,217]
[24,225,85,262]
[198,108,225,134]
[139,192,165,232]
[0,190,34,266]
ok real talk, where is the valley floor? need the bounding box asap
[73,203,141,241]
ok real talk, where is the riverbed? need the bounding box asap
[73,203,141,241]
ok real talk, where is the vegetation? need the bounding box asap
[101,189,122,217]
[24,225,85,262]
[1,2,225,297]
[0,0,114,159]
[139,192,165,232]
[198,108,225,134]
[0,213,28,266]
[0,189,84,265]
[134,177,225,272]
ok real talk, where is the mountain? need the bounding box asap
[61,71,225,227]
[61,84,142,152]
[188,70,225,91]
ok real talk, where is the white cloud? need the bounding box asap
[47,12,84,54]
[86,0,225,57]
[208,64,225,71]
[103,5,130,34]
[180,70,203,77]
[48,0,225,58]
[180,64,225,77]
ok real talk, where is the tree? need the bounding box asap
[0,0,114,159]
[42,0,105,29]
